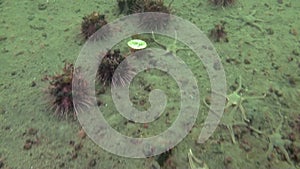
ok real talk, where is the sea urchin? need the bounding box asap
[97,49,134,87]
[47,62,91,119]
[136,0,173,31]
[81,12,108,40]
[210,0,235,7]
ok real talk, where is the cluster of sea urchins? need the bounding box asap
[97,49,133,87]
[210,0,235,7]
[81,11,108,40]
[47,62,91,118]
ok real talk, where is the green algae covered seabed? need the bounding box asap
[0,0,300,168]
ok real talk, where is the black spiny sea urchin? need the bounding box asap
[210,0,235,7]
[47,62,91,119]
[97,49,134,87]
[81,12,109,40]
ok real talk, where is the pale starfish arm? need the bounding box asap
[227,125,236,144]
[239,104,249,122]
[243,94,266,100]
[188,149,209,169]
[151,31,167,50]
[266,143,273,156]
[278,146,293,165]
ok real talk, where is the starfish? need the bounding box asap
[202,76,265,144]
[151,31,190,56]
[222,76,265,122]
[226,10,264,32]
[263,110,294,165]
